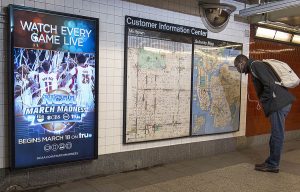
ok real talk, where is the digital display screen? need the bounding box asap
[9,5,98,169]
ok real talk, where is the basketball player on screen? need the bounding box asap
[38,60,58,97]
[69,54,95,110]
[14,65,34,114]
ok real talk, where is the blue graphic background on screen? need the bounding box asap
[13,47,96,168]
[15,113,95,168]
[61,19,96,53]
[192,47,241,135]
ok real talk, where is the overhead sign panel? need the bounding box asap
[125,16,208,37]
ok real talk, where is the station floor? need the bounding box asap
[28,139,300,192]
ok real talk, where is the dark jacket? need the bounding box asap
[246,59,295,117]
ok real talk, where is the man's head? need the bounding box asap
[77,54,86,66]
[67,58,76,70]
[42,60,51,72]
[234,54,249,73]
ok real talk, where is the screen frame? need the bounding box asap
[8,4,99,170]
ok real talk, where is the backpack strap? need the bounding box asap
[263,62,283,86]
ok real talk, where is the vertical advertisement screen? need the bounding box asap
[9,5,98,169]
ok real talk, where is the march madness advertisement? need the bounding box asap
[9,5,98,168]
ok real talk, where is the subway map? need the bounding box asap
[192,39,242,135]
[125,29,192,143]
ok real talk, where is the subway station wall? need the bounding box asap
[0,0,249,168]
[247,25,300,136]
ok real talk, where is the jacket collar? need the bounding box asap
[244,58,253,74]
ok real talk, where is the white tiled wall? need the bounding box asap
[0,0,250,168]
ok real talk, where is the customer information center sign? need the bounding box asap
[125,16,208,37]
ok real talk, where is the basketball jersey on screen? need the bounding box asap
[38,72,58,96]
[76,66,94,91]
[70,65,94,109]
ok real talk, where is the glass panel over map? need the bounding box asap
[192,38,242,136]
[125,28,192,143]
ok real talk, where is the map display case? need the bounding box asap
[124,16,242,142]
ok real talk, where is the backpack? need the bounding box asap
[262,59,300,88]
[248,59,299,110]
